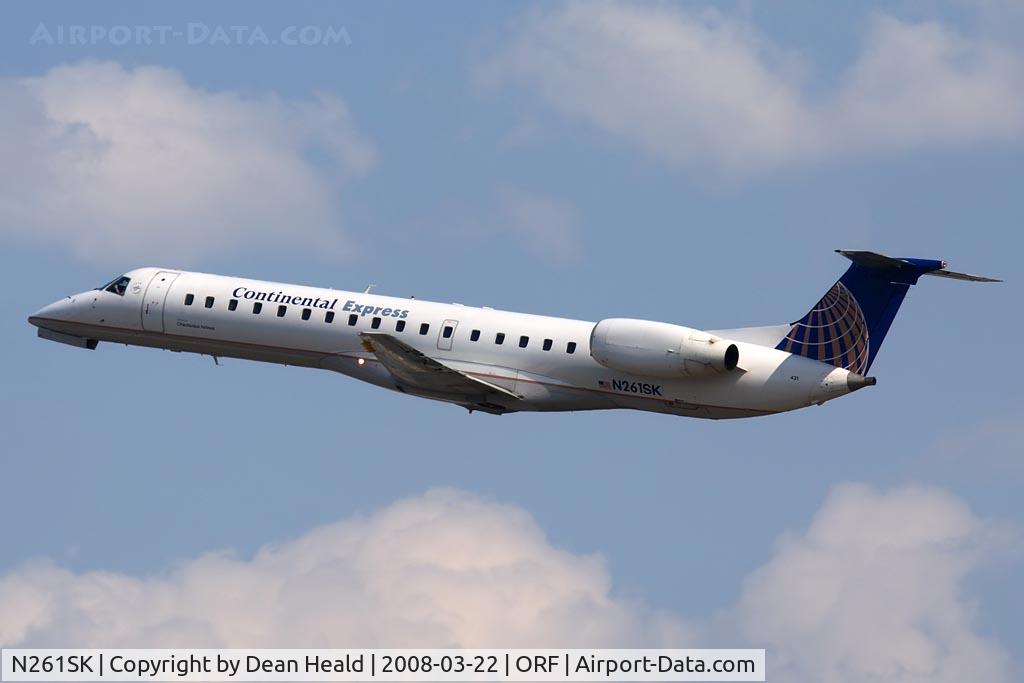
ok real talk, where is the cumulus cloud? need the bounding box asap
[479,4,1024,173]
[0,489,694,648]
[727,483,1015,682]
[0,61,375,264]
[0,485,1016,682]
[497,187,582,264]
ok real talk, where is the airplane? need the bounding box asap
[28,250,998,420]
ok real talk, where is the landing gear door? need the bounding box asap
[437,319,459,351]
[141,271,180,333]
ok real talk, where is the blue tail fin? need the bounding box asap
[776,250,1000,373]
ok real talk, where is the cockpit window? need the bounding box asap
[99,275,132,296]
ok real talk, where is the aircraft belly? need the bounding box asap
[35,318,330,369]
[319,355,397,390]
[509,372,616,411]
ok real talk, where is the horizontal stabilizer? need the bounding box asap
[836,250,1001,283]
[923,269,1002,283]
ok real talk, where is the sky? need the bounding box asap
[1,1,1022,680]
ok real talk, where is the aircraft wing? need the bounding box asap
[359,333,521,412]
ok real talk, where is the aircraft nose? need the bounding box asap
[28,296,77,327]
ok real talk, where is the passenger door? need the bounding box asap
[141,271,180,332]
[437,319,459,351]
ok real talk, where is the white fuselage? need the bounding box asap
[29,267,862,419]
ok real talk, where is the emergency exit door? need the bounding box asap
[437,319,459,351]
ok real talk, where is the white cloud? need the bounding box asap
[497,187,582,264]
[0,485,1016,681]
[0,61,375,264]
[728,483,1015,682]
[829,15,1024,152]
[479,4,1024,173]
[0,489,695,648]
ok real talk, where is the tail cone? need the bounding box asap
[847,373,877,392]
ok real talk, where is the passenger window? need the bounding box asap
[228,299,238,311]
[396,320,406,332]
[184,293,195,306]
[253,302,262,314]
[371,317,381,329]
[348,314,358,326]
[419,323,430,335]
[519,335,529,348]
[325,311,335,323]
[543,338,553,351]
[205,296,215,309]
[567,341,577,354]
[302,308,311,321]
[443,325,453,339]
[277,305,287,317]
[470,329,480,342]
[495,333,505,345]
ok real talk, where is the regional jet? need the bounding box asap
[28,250,998,419]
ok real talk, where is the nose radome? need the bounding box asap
[28,296,76,326]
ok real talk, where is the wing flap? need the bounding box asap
[360,333,522,401]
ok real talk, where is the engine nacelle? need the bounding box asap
[589,318,739,378]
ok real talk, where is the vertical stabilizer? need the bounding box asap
[776,250,999,373]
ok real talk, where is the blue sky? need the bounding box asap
[1,2,1022,679]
